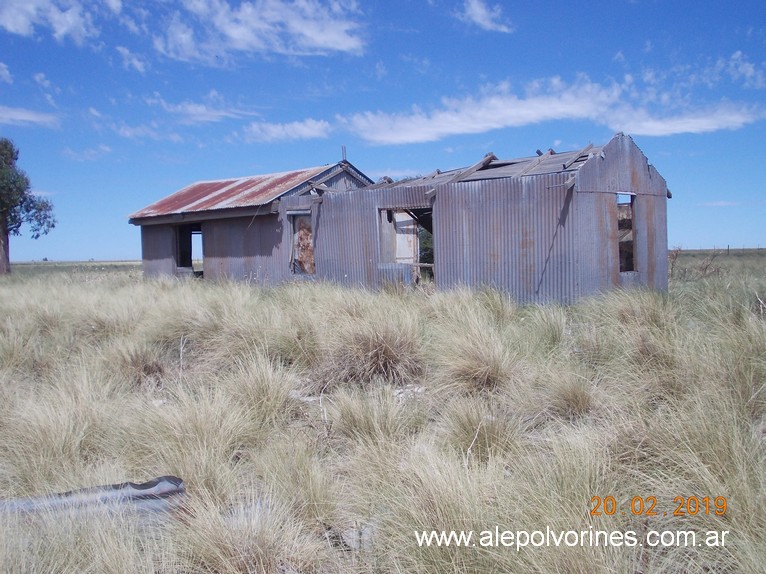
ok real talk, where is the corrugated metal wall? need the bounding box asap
[435,173,581,303]
[575,134,669,293]
[295,185,432,288]
[138,134,668,301]
[140,225,177,277]
[202,213,287,283]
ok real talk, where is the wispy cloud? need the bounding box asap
[607,103,760,136]
[116,46,146,73]
[0,62,11,84]
[33,72,52,88]
[341,73,764,144]
[110,120,182,143]
[145,91,257,124]
[0,104,59,127]
[63,143,112,161]
[242,118,331,142]
[723,51,766,89]
[698,201,741,207]
[153,0,365,64]
[1,0,364,64]
[457,0,513,33]
[341,77,621,144]
[0,0,97,44]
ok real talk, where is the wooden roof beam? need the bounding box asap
[517,149,553,177]
[426,152,496,199]
[562,143,594,170]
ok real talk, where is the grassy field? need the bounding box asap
[0,250,764,573]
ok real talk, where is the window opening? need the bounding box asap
[379,208,434,283]
[290,213,315,275]
[617,194,635,272]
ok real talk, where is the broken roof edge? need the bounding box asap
[370,141,603,192]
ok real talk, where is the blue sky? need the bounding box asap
[1,0,764,261]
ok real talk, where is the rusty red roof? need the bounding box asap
[129,164,330,220]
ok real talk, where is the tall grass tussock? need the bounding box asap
[0,251,765,573]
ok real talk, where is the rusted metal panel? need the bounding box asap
[129,161,373,221]
[130,166,326,219]
[140,225,177,277]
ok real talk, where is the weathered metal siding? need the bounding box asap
[319,171,369,192]
[634,164,668,291]
[435,173,580,303]
[571,186,616,296]
[202,214,287,283]
[575,133,669,293]
[140,225,177,277]
[282,186,431,288]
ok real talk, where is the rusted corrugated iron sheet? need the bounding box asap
[130,166,329,219]
[129,161,374,222]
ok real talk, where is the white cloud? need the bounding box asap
[0,104,59,127]
[33,72,59,106]
[1,0,363,63]
[336,66,766,145]
[116,46,146,73]
[33,72,51,88]
[342,77,623,144]
[341,71,764,144]
[242,118,331,142]
[0,62,12,84]
[698,201,740,207]
[145,92,257,124]
[103,0,122,15]
[0,0,97,44]
[154,0,364,64]
[606,102,760,136]
[111,121,183,142]
[725,51,766,89]
[457,0,512,33]
[63,143,112,161]
[153,13,199,61]
[375,60,387,80]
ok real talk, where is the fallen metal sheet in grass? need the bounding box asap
[0,475,186,516]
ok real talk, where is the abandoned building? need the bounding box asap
[128,160,374,280]
[129,133,670,303]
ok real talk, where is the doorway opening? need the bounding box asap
[176,223,203,277]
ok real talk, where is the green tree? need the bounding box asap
[0,138,56,274]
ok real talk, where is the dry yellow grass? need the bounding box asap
[0,253,765,572]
